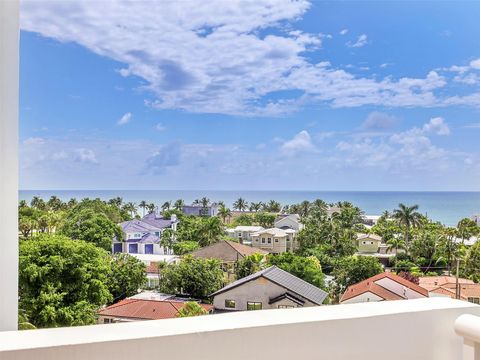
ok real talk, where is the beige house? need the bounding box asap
[251,228,297,253]
[356,233,382,253]
[225,226,264,245]
[419,276,480,304]
[211,266,327,312]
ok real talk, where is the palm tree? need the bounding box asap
[139,200,147,217]
[233,197,247,212]
[392,203,422,246]
[67,198,78,209]
[30,196,46,210]
[457,218,478,244]
[218,204,232,224]
[161,201,172,212]
[200,197,210,208]
[108,197,123,209]
[146,203,156,214]
[386,237,406,254]
[174,199,185,210]
[19,200,28,208]
[123,202,137,217]
[249,202,263,212]
[266,200,281,213]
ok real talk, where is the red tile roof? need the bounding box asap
[146,262,160,274]
[97,299,212,320]
[340,272,429,302]
[430,283,480,300]
[419,276,474,291]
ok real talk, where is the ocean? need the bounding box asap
[19,190,480,226]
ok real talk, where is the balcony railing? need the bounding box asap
[1,298,480,360]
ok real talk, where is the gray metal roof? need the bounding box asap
[210,266,327,305]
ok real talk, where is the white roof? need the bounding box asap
[234,226,265,232]
[130,291,174,301]
[453,236,478,246]
[251,228,289,237]
[357,233,382,241]
[131,254,180,264]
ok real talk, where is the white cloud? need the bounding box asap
[117,112,132,126]
[74,148,98,164]
[155,123,166,131]
[423,117,450,135]
[280,130,317,155]
[361,112,397,130]
[347,34,368,48]
[339,29,348,35]
[19,1,480,116]
[470,58,480,70]
[23,137,45,145]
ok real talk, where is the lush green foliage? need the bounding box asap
[235,253,265,279]
[59,207,123,251]
[173,240,200,255]
[176,301,208,317]
[267,252,325,289]
[176,216,224,247]
[19,235,113,327]
[109,253,147,303]
[159,256,224,299]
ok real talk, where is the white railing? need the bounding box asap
[1,298,480,360]
[455,314,480,360]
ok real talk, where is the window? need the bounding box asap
[468,297,480,304]
[225,299,236,308]
[278,305,294,309]
[103,318,112,324]
[262,238,265,243]
[275,238,279,242]
[247,302,262,310]
[267,238,271,243]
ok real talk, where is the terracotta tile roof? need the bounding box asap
[146,262,159,274]
[191,240,267,262]
[430,284,480,300]
[419,276,474,291]
[97,299,212,320]
[340,272,429,302]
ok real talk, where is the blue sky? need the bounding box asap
[19,0,480,190]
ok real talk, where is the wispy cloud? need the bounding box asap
[347,34,368,48]
[117,112,132,126]
[281,130,317,156]
[339,28,348,35]
[19,2,480,116]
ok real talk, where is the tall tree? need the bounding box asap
[174,199,185,210]
[392,203,423,246]
[109,253,147,303]
[218,204,232,224]
[200,197,210,208]
[161,201,172,212]
[139,200,147,217]
[233,197,247,212]
[19,235,112,327]
[249,202,263,212]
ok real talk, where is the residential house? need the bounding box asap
[274,214,304,231]
[225,226,265,245]
[112,213,178,255]
[135,254,180,289]
[97,292,212,323]
[182,204,219,217]
[211,266,327,312]
[356,233,382,253]
[419,276,480,304]
[340,272,429,304]
[472,214,480,226]
[251,228,297,253]
[191,240,268,282]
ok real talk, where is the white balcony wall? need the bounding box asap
[0,0,19,331]
[1,298,480,360]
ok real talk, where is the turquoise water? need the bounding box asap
[19,190,480,226]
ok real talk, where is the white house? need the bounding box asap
[225,226,264,245]
[113,213,178,255]
[274,214,303,231]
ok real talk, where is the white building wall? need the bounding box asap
[0,0,19,331]
[341,292,384,304]
[1,299,480,360]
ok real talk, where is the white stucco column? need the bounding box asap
[0,0,19,331]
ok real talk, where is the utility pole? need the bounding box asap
[455,258,460,300]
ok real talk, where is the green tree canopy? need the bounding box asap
[176,301,208,317]
[109,253,147,303]
[235,253,265,279]
[19,235,112,328]
[267,252,325,289]
[159,256,224,299]
[59,207,122,251]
